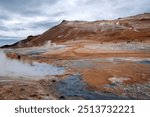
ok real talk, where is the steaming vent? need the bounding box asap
[0,51,65,77]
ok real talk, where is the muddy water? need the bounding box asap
[139,60,150,64]
[54,75,127,100]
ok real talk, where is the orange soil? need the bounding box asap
[82,62,150,91]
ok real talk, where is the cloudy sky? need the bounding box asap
[0,0,150,40]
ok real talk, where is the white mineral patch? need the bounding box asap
[109,77,130,83]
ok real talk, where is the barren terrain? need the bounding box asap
[0,13,150,99]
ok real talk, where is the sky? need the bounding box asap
[0,0,150,40]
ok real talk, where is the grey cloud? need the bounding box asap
[0,25,26,31]
[0,26,9,31]
[29,21,59,29]
[0,35,21,40]
[0,0,57,12]
[0,15,9,20]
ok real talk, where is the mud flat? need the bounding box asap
[0,41,150,100]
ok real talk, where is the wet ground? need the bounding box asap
[50,58,150,100]
[0,42,150,100]
[53,75,128,100]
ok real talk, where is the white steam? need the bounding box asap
[0,51,64,77]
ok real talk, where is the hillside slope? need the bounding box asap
[1,13,150,48]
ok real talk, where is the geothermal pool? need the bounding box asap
[0,51,65,77]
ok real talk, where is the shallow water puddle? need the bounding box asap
[138,60,150,64]
[0,51,65,77]
[54,75,127,100]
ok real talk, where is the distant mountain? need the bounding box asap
[1,13,150,48]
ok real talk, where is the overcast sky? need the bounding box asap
[0,0,150,40]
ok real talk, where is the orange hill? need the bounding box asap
[1,13,150,48]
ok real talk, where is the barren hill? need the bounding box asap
[1,13,150,48]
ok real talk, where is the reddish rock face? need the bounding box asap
[1,13,150,48]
